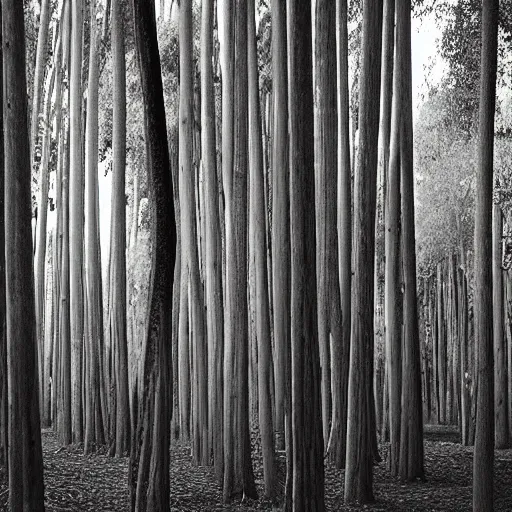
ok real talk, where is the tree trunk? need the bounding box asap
[315,0,341,459]
[286,1,325,509]
[108,0,130,457]
[3,1,45,507]
[179,0,207,466]
[334,0,352,468]
[69,0,84,444]
[129,0,175,509]
[473,0,499,509]
[493,204,509,448]
[344,0,383,504]
[271,0,290,451]
[223,1,257,501]
[248,0,275,497]
[201,0,224,478]
[398,0,424,481]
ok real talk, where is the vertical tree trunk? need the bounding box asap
[84,0,107,454]
[178,0,207,465]
[473,0,499,509]
[315,0,341,457]
[287,0,325,509]
[248,0,275,497]
[69,0,84,444]
[3,1,45,508]
[385,6,402,475]
[271,0,290,451]
[223,1,257,501]
[493,204,509,448]
[201,0,224,479]
[398,0,424,481]
[335,0,352,467]
[437,263,447,424]
[109,0,130,457]
[35,62,57,424]
[129,0,175,509]
[344,0,383,504]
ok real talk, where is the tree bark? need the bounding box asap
[248,0,275,497]
[201,0,224,479]
[109,0,130,457]
[344,0,383,504]
[69,0,84,444]
[271,0,290,451]
[129,0,175,509]
[3,1,45,508]
[493,204,509,448]
[398,0,424,481]
[286,0,325,509]
[473,0,499,509]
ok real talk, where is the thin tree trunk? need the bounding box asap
[69,0,84,444]
[248,0,274,497]
[493,204,509,448]
[271,0,290,451]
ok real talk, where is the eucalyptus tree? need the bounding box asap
[3,0,45,508]
[129,0,176,509]
[344,0,383,504]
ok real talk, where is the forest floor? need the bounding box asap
[1,425,512,510]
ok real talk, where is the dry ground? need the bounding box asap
[0,425,512,510]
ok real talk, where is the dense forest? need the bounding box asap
[0,0,512,510]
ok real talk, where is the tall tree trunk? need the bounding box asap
[223,1,257,501]
[248,0,274,497]
[179,0,207,466]
[344,0,383,504]
[84,0,107,454]
[35,61,57,424]
[201,0,223,478]
[437,262,447,424]
[493,204,509,448]
[271,0,290,452]
[315,0,341,457]
[69,0,84,444]
[385,0,402,475]
[3,1,45,508]
[109,0,130,457]
[334,0,352,466]
[398,0,424,481]
[286,0,325,509]
[473,0,498,509]
[129,0,175,509]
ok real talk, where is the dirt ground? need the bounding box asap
[1,425,512,510]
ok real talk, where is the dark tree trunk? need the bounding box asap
[286,0,325,509]
[473,0,499,509]
[129,0,175,510]
[3,1,45,508]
